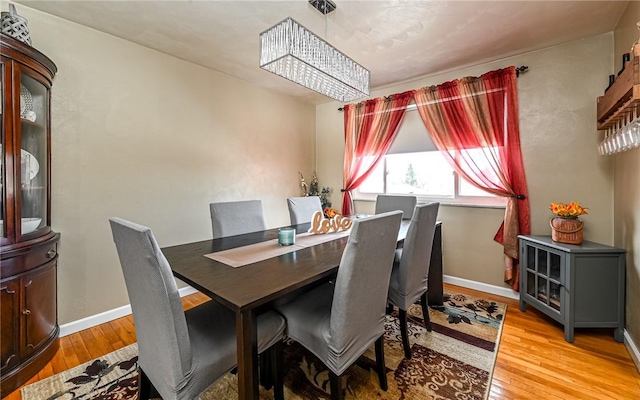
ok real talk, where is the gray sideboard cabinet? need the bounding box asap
[518,235,625,343]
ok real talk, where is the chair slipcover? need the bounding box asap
[210,200,267,239]
[387,202,440,358]
[109,217,285,400]
[276,211,402,397]
[375,195,417,220]
[287,196,324,225]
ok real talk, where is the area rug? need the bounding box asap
[22,291,505,400]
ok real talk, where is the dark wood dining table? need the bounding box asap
[161,220,443,400]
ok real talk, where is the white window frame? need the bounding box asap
[353,152,507,208]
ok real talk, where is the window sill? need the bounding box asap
[353,197,507,210]
[435,202,506,210]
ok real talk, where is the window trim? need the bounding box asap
[352,153,508,208]
[353,191,507,208]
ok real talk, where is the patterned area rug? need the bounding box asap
[22,292,505,400]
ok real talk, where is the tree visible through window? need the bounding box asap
[405,163,417,187]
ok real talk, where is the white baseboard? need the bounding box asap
[443,275,519,300]
[624,330,640,373]
[61,277,517,337]
[59,277,639,374]
[65,276,638,372]
[59,286,199,337]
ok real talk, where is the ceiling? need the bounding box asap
[16,0,628,104]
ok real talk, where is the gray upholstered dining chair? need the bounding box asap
[276,211,403,400]
[375,194,417,220]
[387,202,440,359]
[109,217,286,400]
[287,196,323,225]
[209,200,267,239]
[210,199,278,388]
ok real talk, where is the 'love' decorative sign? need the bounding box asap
[308,211,353,234]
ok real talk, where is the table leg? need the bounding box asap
[428,223,444,306]
[236,309,258,400]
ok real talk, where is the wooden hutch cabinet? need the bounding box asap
[0,34,59,396]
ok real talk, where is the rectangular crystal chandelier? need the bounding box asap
[259,17,370,102]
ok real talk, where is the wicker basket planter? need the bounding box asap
[550,217,583,245]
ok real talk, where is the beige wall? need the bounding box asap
[316,34,614,290]
[15,4,630,335]
[613,1,640,357]
[19,7,316,324]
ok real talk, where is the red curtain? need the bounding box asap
[413,67,530,289]
[342,91,414,215]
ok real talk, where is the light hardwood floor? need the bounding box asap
[4,284,640,399]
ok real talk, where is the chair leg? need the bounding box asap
[259,350,273,389]
[374,336,388,391]
[398,309,412,359]
[386,303,394,315]
[137,368,153,400]
[329,371,344,400]
[271,341,284,400]
[420,293,432,332]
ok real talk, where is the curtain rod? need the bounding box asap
[337,65,529,111]
[344,87,506,116]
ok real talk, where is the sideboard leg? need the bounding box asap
[614,328,624,343]
[564,325,575,343]
[519,299,526,312]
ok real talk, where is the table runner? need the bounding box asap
[204,229,351,268]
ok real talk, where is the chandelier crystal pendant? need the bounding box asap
[259,5,370,102]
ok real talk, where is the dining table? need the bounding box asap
[161,219,443,400]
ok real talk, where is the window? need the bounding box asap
[354,110,506,207]
[358,152,454,197]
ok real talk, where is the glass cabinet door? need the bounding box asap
[524,244,563,313]
[1,58,6,241]
[18,73,47,237]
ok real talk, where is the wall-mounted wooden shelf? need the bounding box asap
[597,44,640,131]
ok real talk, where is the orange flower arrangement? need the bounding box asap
[324,207,338,218]
[549,201,588,218]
